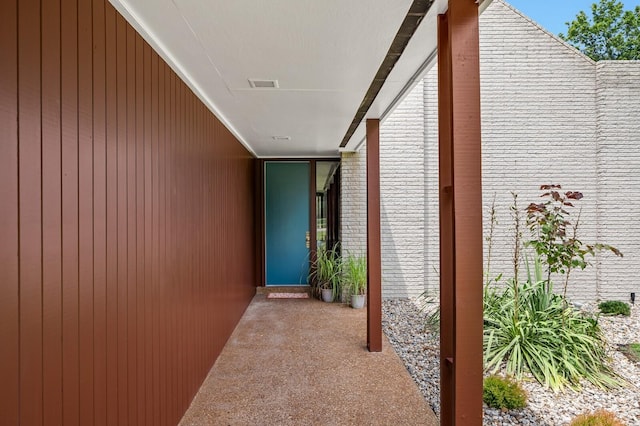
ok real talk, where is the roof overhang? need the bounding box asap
[109,0,491,158]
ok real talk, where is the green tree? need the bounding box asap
[559,0,640,60]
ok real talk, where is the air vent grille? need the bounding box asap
[248,79,279,89]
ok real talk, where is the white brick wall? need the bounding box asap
[423,72,440,297]
[340,82,426,299]
[595,61,640,301]
[340,147,367,256]
[340,0,640,302]
[379,81,426,298]
[428,0,601,300]
[476,0,600,301]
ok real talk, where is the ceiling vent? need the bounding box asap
[272,136,291,141]
[248,79,279,89]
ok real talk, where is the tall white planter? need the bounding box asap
[321,288,333,303]
[351,294,365,309]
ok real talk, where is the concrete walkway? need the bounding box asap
[180,294,438,425]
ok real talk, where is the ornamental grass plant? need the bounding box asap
[308,243,342,301]
[342,252,367,296]
[483,187,623,392]
[483,276,620,391]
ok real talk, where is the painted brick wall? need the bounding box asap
[474,0,600,301]
[341,147,368,256]
[423,71,440,298]
[423,0,604,301]
[379,81,426,298]
[595,61,640,301]
[340,81,426,299]
[341,0,638,302]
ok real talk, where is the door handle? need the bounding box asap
[305,231,310,248]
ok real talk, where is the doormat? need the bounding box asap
[266,292,310,299]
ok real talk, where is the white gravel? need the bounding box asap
[382,299,640,426]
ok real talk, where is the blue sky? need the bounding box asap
[506,0,640,36]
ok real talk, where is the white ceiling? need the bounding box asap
[109,0,452,157]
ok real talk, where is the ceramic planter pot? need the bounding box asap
[321,288,333,302]
[351,294,365,309]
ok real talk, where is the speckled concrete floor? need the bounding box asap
[179,294,438,426]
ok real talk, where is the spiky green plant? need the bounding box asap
[484,274,621,392]
[483,189,623,392]
[308,244,342,301]
[342,253,367,297]
[417,287,441,332]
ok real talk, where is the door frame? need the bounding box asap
[256,158,340,287]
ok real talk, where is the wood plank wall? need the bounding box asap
[0,0,257,424]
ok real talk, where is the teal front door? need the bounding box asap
[265,162,310,285]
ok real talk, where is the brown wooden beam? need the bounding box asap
[437,12,455,426]
[366,119,382,352]
[438,0,484,424]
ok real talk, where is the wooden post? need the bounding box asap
[438,0,483,423]
[438,12,455,426]
[366,119,382,352]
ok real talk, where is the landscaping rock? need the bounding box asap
[382,299,640,426]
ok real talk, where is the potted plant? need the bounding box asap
[309,244,341,302]
[343,253,367,309]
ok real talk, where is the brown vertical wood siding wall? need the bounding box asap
[0,0,256,424]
